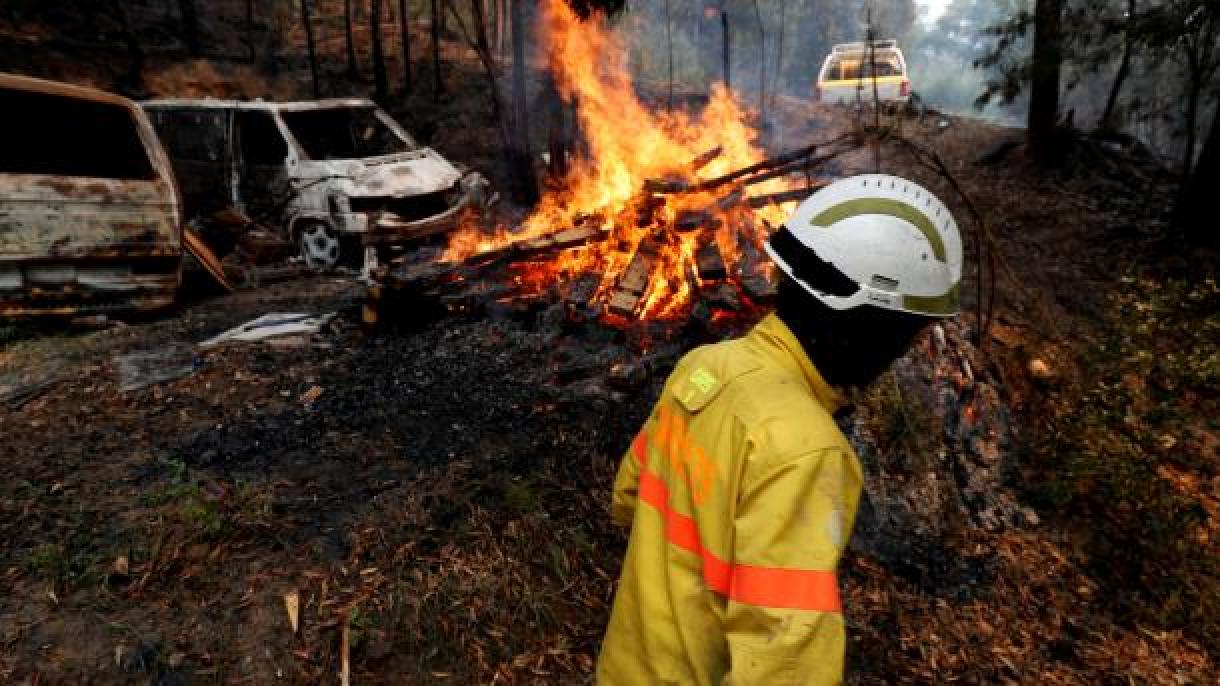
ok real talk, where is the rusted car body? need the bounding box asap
[141,98,491,270]
[0,74,182,315]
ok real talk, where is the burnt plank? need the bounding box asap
[564,272,602,309]
[741,274,778,303]
[675,209,719,232]
[607,290,643,317]
[643,177,691,194]
[747,184,830,208]
[715,187,745,211]
[617,250,656,295]
[696,240,727,281]
[691,146,724,171]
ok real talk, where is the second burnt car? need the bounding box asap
[142,98,492,270]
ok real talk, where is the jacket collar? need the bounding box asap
[748,313,847,415]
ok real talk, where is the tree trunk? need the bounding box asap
[371,0,390,104]
[720,2,731,90]
[343,0,360,79]
[1098,0,1135,132]
[775,0,786,107]
[300,0,321,98]
[1028,0,1064,165]
[510,0,539,204]
[665,0,673,111]
[111,0,145,94]
[1174,100,1219,243]
[752,0,766,122]
[244,0,257,63]
[399,0,413,92]
[1180,62,1201,179]
[431,0,445,99]
[450,0,511,148]
[177,0,202,56]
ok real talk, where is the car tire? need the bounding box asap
[297,221,341,271]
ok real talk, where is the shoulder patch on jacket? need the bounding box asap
[671,347,761,413]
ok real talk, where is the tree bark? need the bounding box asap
[177,0,202,56]
[665,0,674,111]
[344,0,360,79]
[431,0,445,99]
[752,0,766,122]
[1028,0,1064,165]
[371,0,390,104]
[454,0,510,148]
[399,0,413,92]
[510,0,539,204]
[775,0,786,107]
[720,2,731,90]
[245,0,257,63]
[1098,0,1135,132]
[300,0,321,98]
[1180,60,1201,178]
[111,0,145,94]
[1174,100,1219,243]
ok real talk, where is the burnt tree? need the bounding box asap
[1174,2,1219,181]
[177,0,202,56]
[720,1,731,89]
[1099,0,1137,132]
[399,0,413,92]
[344,0,360,78]
[300,0,321,98]
[431,0,445,99]
[1174,96,1219,243]
[371,0,390,103]
[510,0,539,204]
[245,0,257,62]
[1028,0,1064,164]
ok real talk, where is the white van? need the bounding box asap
[815,40,911,105]
[0,74,182,316]
[142,99,492,270]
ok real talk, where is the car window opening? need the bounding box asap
[280,107,413,161]
[1,90,156,179]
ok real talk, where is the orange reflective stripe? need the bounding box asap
[631,431,649,467]
[730,565,842,612]
[637,468,840,613]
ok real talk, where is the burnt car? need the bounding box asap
[141,98,492,270]
[0,74,183,315]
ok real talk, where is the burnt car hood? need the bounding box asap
[295,148,463,199]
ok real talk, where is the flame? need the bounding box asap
[442,0,797,323]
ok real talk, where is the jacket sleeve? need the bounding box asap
[721,446,861,686]
[610,427,649,527]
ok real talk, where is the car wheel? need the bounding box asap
[297,222,340,270]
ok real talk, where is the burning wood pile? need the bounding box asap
[371,0,860,342]
[376,139,854,329]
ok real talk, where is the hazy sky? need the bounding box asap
[917,0,952,22]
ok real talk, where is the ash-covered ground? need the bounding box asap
[2,116,1216,685]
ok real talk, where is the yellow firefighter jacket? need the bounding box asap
[597,313,863,685]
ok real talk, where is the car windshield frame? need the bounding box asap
[279,106,416,161]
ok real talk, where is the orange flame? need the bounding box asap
[443,0,796,323]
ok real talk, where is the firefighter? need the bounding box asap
[597,174,963,685]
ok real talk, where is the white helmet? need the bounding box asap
[764,174,963,317]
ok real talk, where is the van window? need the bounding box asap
[280,107,412,160]
[1,89,155,179]
[238,111,289,166]
[151,109,228,162]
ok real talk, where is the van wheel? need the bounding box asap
[297,222,340,270]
